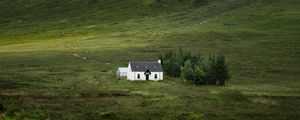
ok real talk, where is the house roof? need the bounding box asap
[129,61,163,72]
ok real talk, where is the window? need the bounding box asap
[137,74,140,79]
[155,74,157,79]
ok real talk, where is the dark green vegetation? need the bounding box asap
[0,0,299,119]
[160,50,229,85]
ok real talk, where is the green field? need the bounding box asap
[0,0,300,119]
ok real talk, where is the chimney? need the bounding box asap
[158,60,161,64]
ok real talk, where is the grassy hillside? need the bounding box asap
[0,0,193,45]
[0,0,299,119]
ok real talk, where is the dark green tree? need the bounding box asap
[180,60,194,82]
[214,54,229,85]
[194,65,205,85]
[205,54,229,85]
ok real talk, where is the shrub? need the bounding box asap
[153,0,196,7]
[193,0,208,6]
[0,102,6,112]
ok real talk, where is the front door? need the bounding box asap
[146,74,149,80]
[144,69,151,81]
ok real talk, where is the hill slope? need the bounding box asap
[0,0,299,119]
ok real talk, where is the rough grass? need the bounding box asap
[0,0,300,119]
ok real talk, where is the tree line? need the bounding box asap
[159,49,229,86]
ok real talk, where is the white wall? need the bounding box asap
[159,72,163,80]
[148,72,163,81]
[119,72,127,77]
[128,71,163,81]
[127,63,135,80]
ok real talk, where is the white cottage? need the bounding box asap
[117,60,163,81]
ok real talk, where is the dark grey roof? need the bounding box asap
[129,61,163,72]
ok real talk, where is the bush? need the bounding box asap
[0,102,6,112]
[193,0,208,6]
[160,49,229,85]
[153,0,197,7]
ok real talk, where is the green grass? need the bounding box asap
[0,0,300,119]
